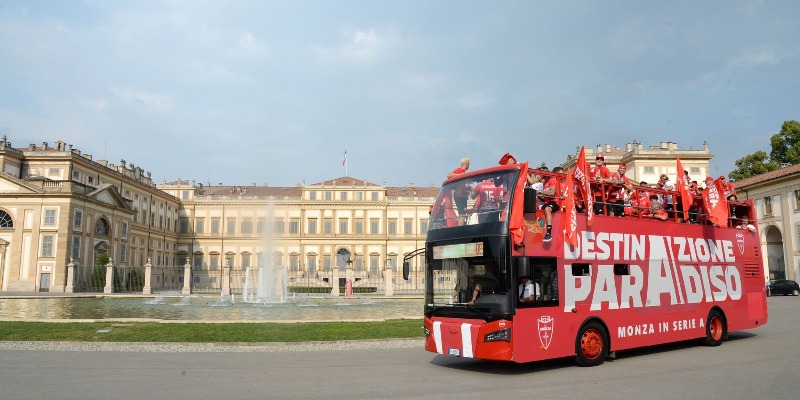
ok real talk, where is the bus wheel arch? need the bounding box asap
[574,318,610,367]
[704,307,728,346]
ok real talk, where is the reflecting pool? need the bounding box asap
[0,295,423,322]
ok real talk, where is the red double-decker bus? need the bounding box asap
[403,161,767,366]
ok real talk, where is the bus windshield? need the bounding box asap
[430,169,518,231]
[426,236,512,317]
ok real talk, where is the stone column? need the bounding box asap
[143,258,153,294]
[384,264,394,297]
[221,260,231,296]
[182,260,192,295]
[103,258,115,294]
[65,258,75,293]
[331,266,340,296]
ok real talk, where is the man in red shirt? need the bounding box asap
[472,178,503,223]
[589,153,612,216]
[607,163,633,216]
[539,166,565,241]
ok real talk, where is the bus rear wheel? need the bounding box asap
[575,321,607,367]
[704,309,727,346]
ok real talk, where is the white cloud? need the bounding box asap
[312,28,399,63]
[111,87,173,111]
[733,48,781,67]
[456,92,493,109]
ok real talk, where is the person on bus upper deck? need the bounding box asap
[589,153,612,216]
[447,158,471,216]
[720,176,737,200]
[519,276,539,303]
[657,174,676,218]
[736,216,757,233]
[648,194,668,221]
[540,166,565,242]
[608,163,633,217]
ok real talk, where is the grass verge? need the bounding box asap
[0,320,425,343]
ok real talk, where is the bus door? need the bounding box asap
[513,256,561,362]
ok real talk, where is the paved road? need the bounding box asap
[1,297,798,400]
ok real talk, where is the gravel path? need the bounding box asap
[0,338,424,353]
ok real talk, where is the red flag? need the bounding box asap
[675,158,692,221]
[574,147,594,227]
[564,168,578,247]
[509,162,529,246]
[702,177,730,227]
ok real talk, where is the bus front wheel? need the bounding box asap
[575,321,608,367]
[704,309,727,346]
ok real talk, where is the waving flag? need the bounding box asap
[342,149,347,166]
[702,177,730,227]
[675,158,693,221]
[564,168,578,247]
[574,147,594,227]
[510,162,529,246]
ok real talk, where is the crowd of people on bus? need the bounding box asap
[444,153,755,235]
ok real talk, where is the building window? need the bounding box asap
[388,219,397,235]
[211,218,220,234]
[179,218,189,234]
[356,192,364,201]
[644,166,655,174]
[371,192,379,201]
[226,218,236,234]
[339,218,348,234]
[241,218,253,234]
[370,255,380,275]
[307,256,317,275]
[325,191,332,200]
[182,190,190,200]
[309,191,317,201]
[42,235,54,257]
[290,256,299,271]
[690,167,700,174]
[764,196,773,216]
[324,218,333,234]
[370,218,379,234]
[404,219,413,235]
[242,254,251,269]
[308,218,317,234]
[73,209,82,230]
[355,219,364,234]
[121,221,128,238]
[272,219,284,234]
[195,219,204,233]
[420,220,428,234]
[210,255,219,270]
[355,258,363,272]
[340,192,348,201]
[88,176,94,185]
[71,236,80,258]
[120,243,127,263]
[95,219,109,236]
[794,190,800,211]
[289,219,300,234]
[48,168,60,176]
[323,256,331,271]
[193,254,203,269]
[44,209,56,225]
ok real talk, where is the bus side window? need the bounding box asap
[614,263,629,275]
[530,258,559,306]
[572,263,591,276]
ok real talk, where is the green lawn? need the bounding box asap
[0,320,425,342]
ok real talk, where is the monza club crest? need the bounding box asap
[736,232,745,255]
[537,316,554,349]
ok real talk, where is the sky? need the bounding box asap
[1,0,798,188]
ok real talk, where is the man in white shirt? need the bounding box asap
[519,276,540,303]
[736,217,757,233]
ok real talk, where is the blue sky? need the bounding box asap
[1,0,798,187]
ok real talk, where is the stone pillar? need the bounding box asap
[221,260,231,296]
[384,265,394,297]
[143,258,153,294]
[331,266,340,296]
[182,260,192,295]
[65,258,75,293]
[103,258,114,294]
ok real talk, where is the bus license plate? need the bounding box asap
[448,348,461,357]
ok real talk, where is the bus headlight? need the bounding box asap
[484,328,510,342]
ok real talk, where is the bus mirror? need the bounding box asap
[523,188,538,213]
[515,257,531,278]
[402,260,410,280]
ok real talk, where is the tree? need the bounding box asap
[770,120,800,165]
[729,151,779,181]
[728,120,799,180]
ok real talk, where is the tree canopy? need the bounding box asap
[729,120,800,181]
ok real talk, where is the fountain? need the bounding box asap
[241,201,288,304]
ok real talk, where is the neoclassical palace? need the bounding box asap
[0,137,745,293]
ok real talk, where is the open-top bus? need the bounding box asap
[403,161,767,366]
